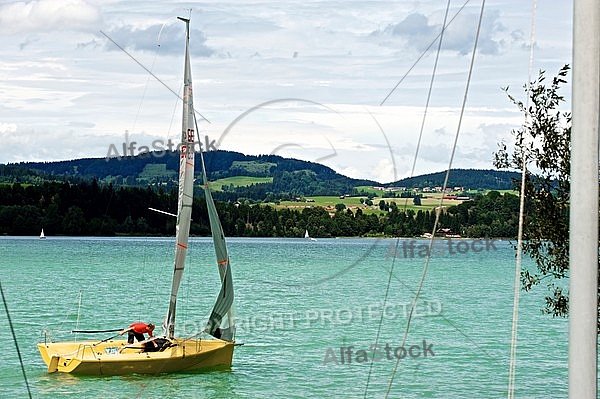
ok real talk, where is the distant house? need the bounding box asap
[442,195,457,200]
[436,228,461,238]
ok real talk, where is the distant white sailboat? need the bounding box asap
[39,229,46,239]
[305,229,317,241]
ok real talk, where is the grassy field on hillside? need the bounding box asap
[0,182,33,187]
[209,176,273,191]
[492,189,519,195]
[354,186,386,197]
[273,193,469,214]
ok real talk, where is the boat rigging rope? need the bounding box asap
[57,290,86,337]
[379,1,487,397]
[129,23,164,136]
[75,289,82,342]
[508,1,537,398]
[380,0,472,106]
[166,82,183,143]
[363,0,452,396]
[99,31,211,124]
[0,281,32,399]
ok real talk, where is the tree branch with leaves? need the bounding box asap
[493,65,591,328]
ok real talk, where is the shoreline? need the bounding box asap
[0,234,514,240]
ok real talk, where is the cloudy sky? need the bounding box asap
[0,0,573,183]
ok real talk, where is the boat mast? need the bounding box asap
[164,16,195,339]
[569,0,599,397]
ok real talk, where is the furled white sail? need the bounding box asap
[164,17,196,339]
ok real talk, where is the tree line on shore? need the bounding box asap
[0,180,521,238]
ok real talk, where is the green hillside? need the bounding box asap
[1,153,522,202]
[386,169,520,191]
[210,176,273,191]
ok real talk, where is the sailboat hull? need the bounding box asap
[37,338,234,375]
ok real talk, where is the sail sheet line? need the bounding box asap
[365,0,453,397]
[381,1,486,398]
[507,2,537,398]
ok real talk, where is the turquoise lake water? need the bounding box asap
[0,236,570,398]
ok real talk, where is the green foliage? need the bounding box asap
[211,176,274,191]
[0,181,519,239]
[139,163,176,178]
[387,168,520,190]
[229,161,277,177]
[494,65,577,327]
[4,153,523,205]
[15,150,376,195]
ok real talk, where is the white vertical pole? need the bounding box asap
[569,0,600,397]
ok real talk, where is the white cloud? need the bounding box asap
[0,0,100,34]
[0,0,574,182]
[1,125,113,163]
[377,8,505,55]
[101,23,213,56]
[372,158,396,184]
[0,123,17,135]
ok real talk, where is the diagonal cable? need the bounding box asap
[507,1,537,397]
[100,30,210,124]
[380,0,472,106]
[0,281,32,399]
[384,1,487,397]
[363,1,453,396]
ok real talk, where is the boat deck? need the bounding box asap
[37,338,234,375]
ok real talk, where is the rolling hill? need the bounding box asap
[2,151,521,200]
[386,169,520,191]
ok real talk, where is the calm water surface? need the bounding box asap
[0,236,570,398]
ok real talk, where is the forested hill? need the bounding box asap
[7,150,377,197]
[388,169,520,191]
[20,150,366,182]
[2,152,521,197]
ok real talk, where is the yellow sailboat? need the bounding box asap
[37,17,237,375]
